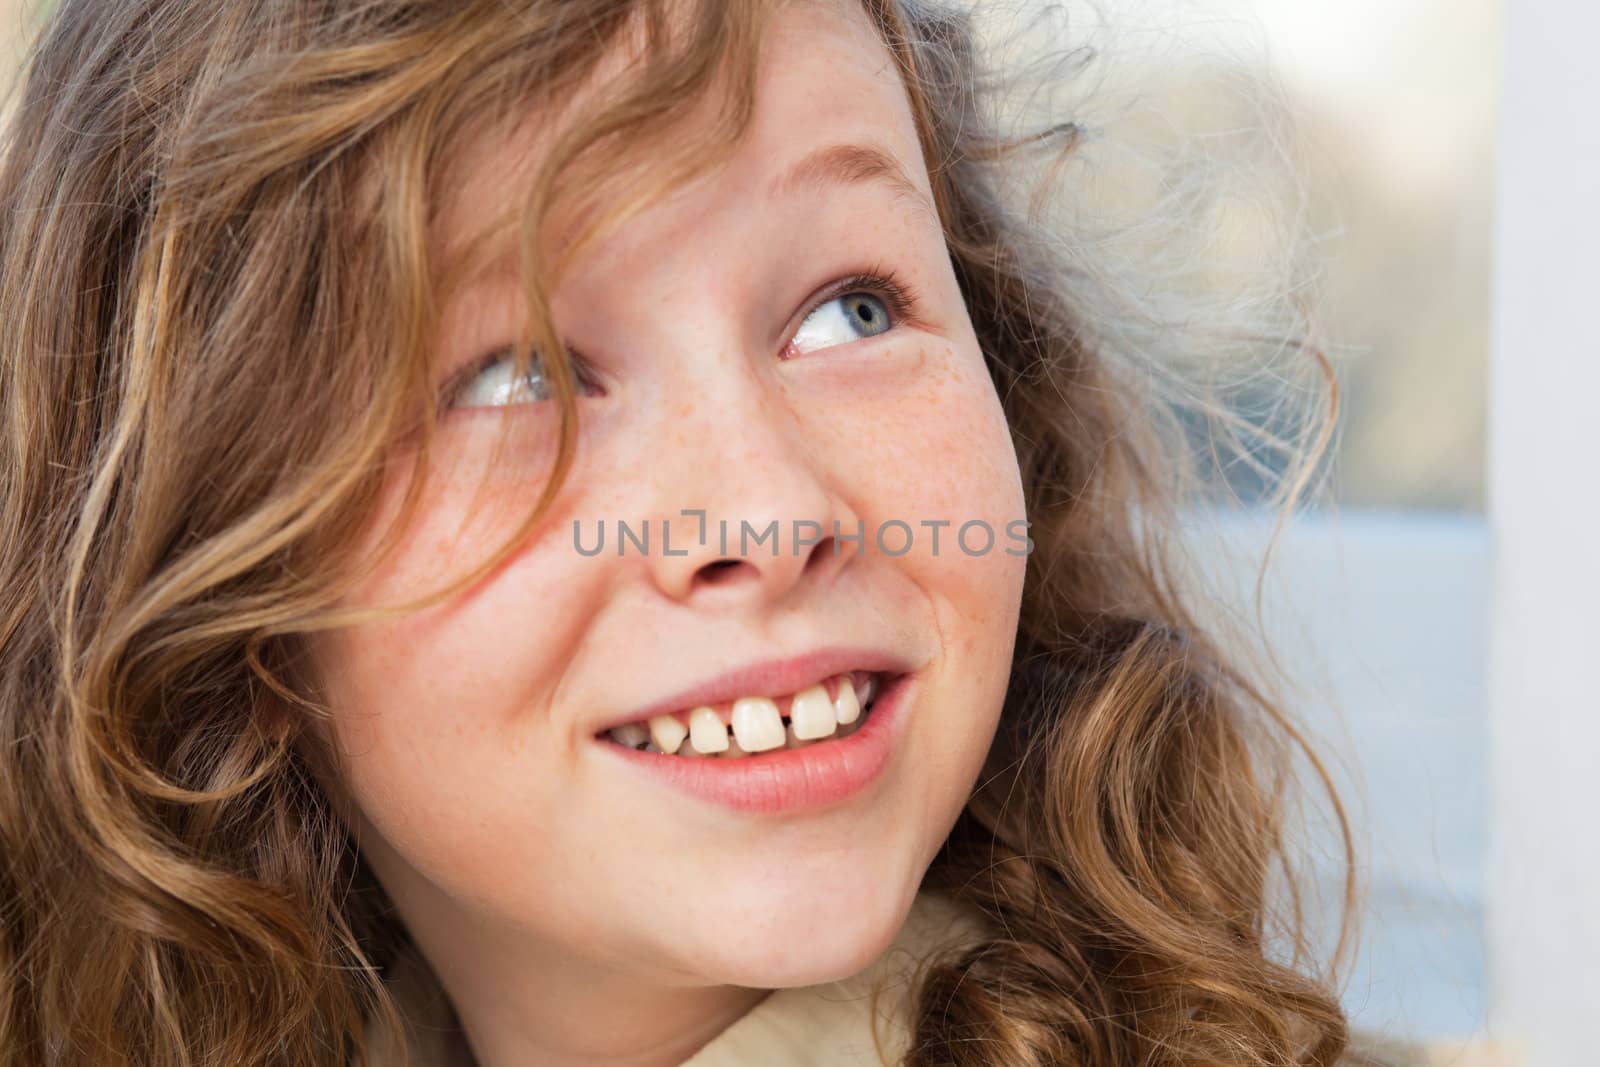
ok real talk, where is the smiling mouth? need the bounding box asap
[598,671,889,757]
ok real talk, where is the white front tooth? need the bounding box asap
[790,684,838,740]
[688,706,729,754]
[610,722,650,749]
[833,675,861,725]
[731,697,785,752]
[648,714,687,755]
[785,726,814,749]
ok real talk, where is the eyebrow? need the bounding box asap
[769,142,932,213]
[442,142,936,287]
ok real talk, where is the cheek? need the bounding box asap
[305,447,606,855]
[853,336,1019,497]
[847,339,1025,782]
[855,338,1027,615]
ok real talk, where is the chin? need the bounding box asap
[678,862,921,989]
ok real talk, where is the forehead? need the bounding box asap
[431,0,933,280]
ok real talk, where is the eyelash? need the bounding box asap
[797,266,919,341]
[441,266,919,408]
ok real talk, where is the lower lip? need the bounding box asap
[597,674,912,814]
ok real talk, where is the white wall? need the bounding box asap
[1487,2,1600,1065]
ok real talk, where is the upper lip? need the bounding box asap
[594,645,915,734]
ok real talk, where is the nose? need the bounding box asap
[642,367,859,608]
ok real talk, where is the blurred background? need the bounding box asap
[972,3,1590,1066]
[971,0,1503,1060]
[5,0,1585,1064]
[969,0,1510,1062]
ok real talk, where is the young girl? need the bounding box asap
[0,0,1383,1064]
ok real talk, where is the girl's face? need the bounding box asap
[310,0,1025,1000]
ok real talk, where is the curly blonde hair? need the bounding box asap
[0,0,1377,1064]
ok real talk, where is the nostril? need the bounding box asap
[807,535,837,565]
[695,559,747,586]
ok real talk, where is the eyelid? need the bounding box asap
[790,267,919,348]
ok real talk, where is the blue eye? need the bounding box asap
[450,349,552,409]
[790,292,893,356]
